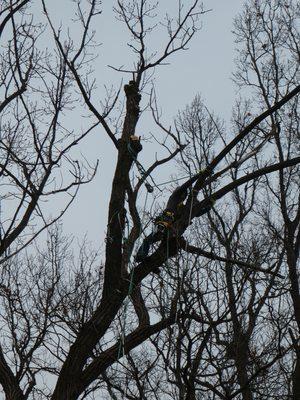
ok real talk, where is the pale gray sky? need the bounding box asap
[32,1,245,247]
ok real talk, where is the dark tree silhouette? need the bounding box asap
[0,1,299,399]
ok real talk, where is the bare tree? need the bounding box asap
[0,0,98,261]
[233,1,300,398]
[138,2,300,399]
[0,1,299,399]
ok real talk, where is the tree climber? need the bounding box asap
[135,172,215,262]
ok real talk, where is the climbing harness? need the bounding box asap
[154,210,175,230]
[135,209,176,262]
[134,167,216,263]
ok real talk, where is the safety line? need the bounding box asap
[175,190,195,324]
[116,188,150,393]
[127,142,159,192]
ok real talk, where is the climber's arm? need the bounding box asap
[166,174,200,210]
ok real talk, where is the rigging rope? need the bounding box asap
[116,189,150,384]
[175,190,195,324]
[127,141,158,193]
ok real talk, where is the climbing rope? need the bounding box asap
[156,168,209,188]
[156,174,192,187]
[114,163,211,375]
[116,189,150,381]
[127,139,157,193]
[175,189,195,324]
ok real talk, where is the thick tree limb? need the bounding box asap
[193,84,300,193]
[80,315,176,393]
[130,283,150,326]
[193,156,300,218]
[0,347,25,400]
[180,240,283,278]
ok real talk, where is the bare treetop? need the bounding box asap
[0,1,299,399]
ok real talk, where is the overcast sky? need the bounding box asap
[34,0,245,247]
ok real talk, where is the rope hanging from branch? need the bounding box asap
[127,135,155,193]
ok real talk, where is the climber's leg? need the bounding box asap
[135,231,161,262]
